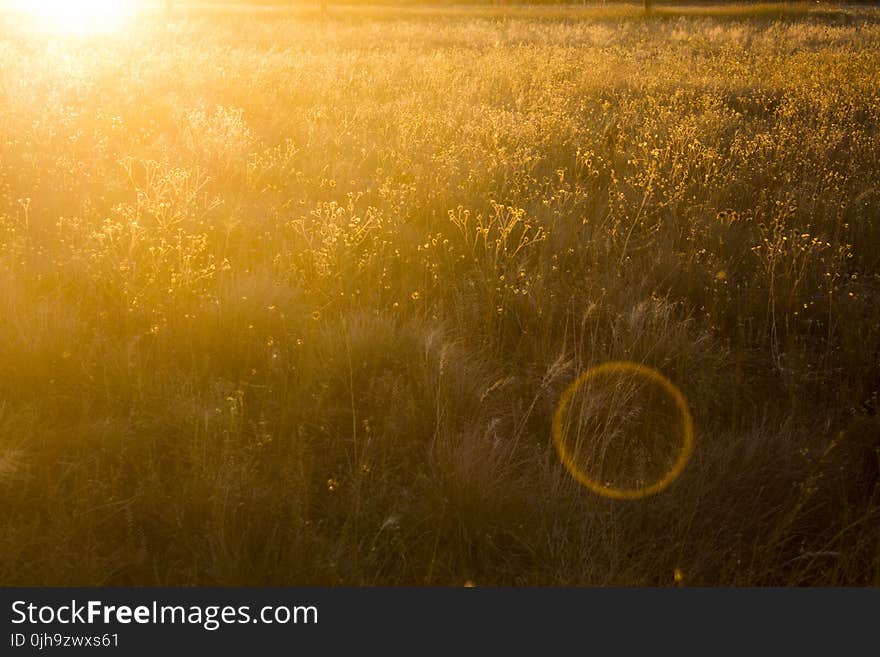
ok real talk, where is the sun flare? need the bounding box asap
[14,0,137,35]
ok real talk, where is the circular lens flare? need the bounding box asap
[552,361,695,500]
[14,0,137,35]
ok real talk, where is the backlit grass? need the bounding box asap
[0,3,877,585]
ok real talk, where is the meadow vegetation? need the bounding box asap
[0,3,878,585]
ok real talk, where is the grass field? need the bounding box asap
[0,2,878,585]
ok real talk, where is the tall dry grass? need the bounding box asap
[0,3,877,585]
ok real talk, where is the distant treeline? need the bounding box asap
[169,0,880,6]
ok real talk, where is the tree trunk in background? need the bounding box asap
[645,0,652,14]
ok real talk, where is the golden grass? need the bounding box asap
[0,3,877,585]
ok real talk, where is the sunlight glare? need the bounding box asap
[15,0,137,35]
